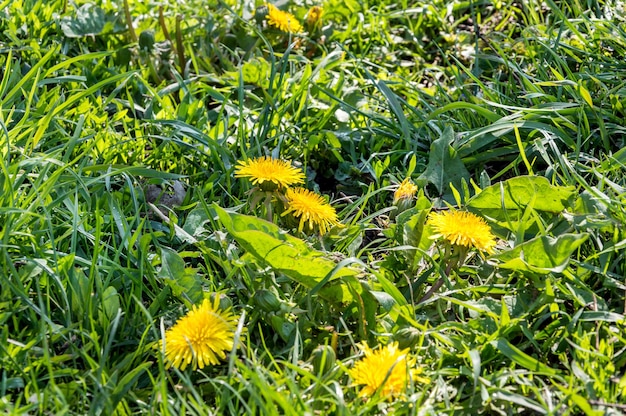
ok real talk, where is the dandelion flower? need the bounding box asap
[265,3,303,34]
[306,6,323,29]
[393,178,418,204]
[235,156,305,191]
[427,210,496,254]
[163,298,238,371]
[349,342,427,398]
[282,187,340,234]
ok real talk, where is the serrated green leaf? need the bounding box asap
[419,126,470,198]
[215,205,355,303]
[60,4,125,38]
[158,247,185,279]
[468,175,575,214]
[492,233,588,274]
[158,248,204,304]
[183,206,210,236]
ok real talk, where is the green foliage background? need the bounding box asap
[1,0,625,414]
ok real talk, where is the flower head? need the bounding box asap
[393,178,418,204]
[306,6,323,29]
[282,187,340,234]
[427,210,496,254]
[265,3,303,34]
[235,156,305,191]
[163,298,238,371]
[349,342,427,398]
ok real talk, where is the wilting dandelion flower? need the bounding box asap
[282,187,340,234]
[427,210,496,254]
[265,3,303,34]
[163,298,238,371]
[349,342,428,398]
[235,156,305,191]
[393,178,418,204]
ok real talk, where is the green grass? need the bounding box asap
[1,0,626,414]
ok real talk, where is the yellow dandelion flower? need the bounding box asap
[393,178,418,204]
[282,187,341,234]
[265,3,303,34]
[427,210,496,254]
[163,298,238,371]
[306,6,323,28]
[349,342,428,398]
[235,156,305,191]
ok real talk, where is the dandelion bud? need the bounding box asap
[253,289,282,313]
[310,344,336,375]
[393,326,421,350]
[306,6,323,31]
[138,30,155,52]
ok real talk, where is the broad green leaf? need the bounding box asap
[100,286,120,321]
[158,248,204,304]
[393,193,432,268]
[493,338,558,375]
[374,270,407,307]
[69,269,90,316]
[492,233,588,274]
[418,126,470,198]
[60,4,125,38]
[468,175,575,214]
[356,286,379,342]
[215,205,355,303]
[183,205,211,237]
[231,57,272,89]
[158,247,185,279]
[370,290,396,311]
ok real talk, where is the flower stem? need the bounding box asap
[123,0,137,42]
[418,277,444,304]
[418,244,468,304]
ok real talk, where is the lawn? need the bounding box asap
[1,0,626,414]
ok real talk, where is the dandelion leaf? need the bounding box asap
[215,205,356,304]
[468,176,575,214]
[158,247,204,304]
[492,233,588,274]
[100,286,120,320]
[60,4,125,38]
[393,192,432,268]
[419,126,470,200]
